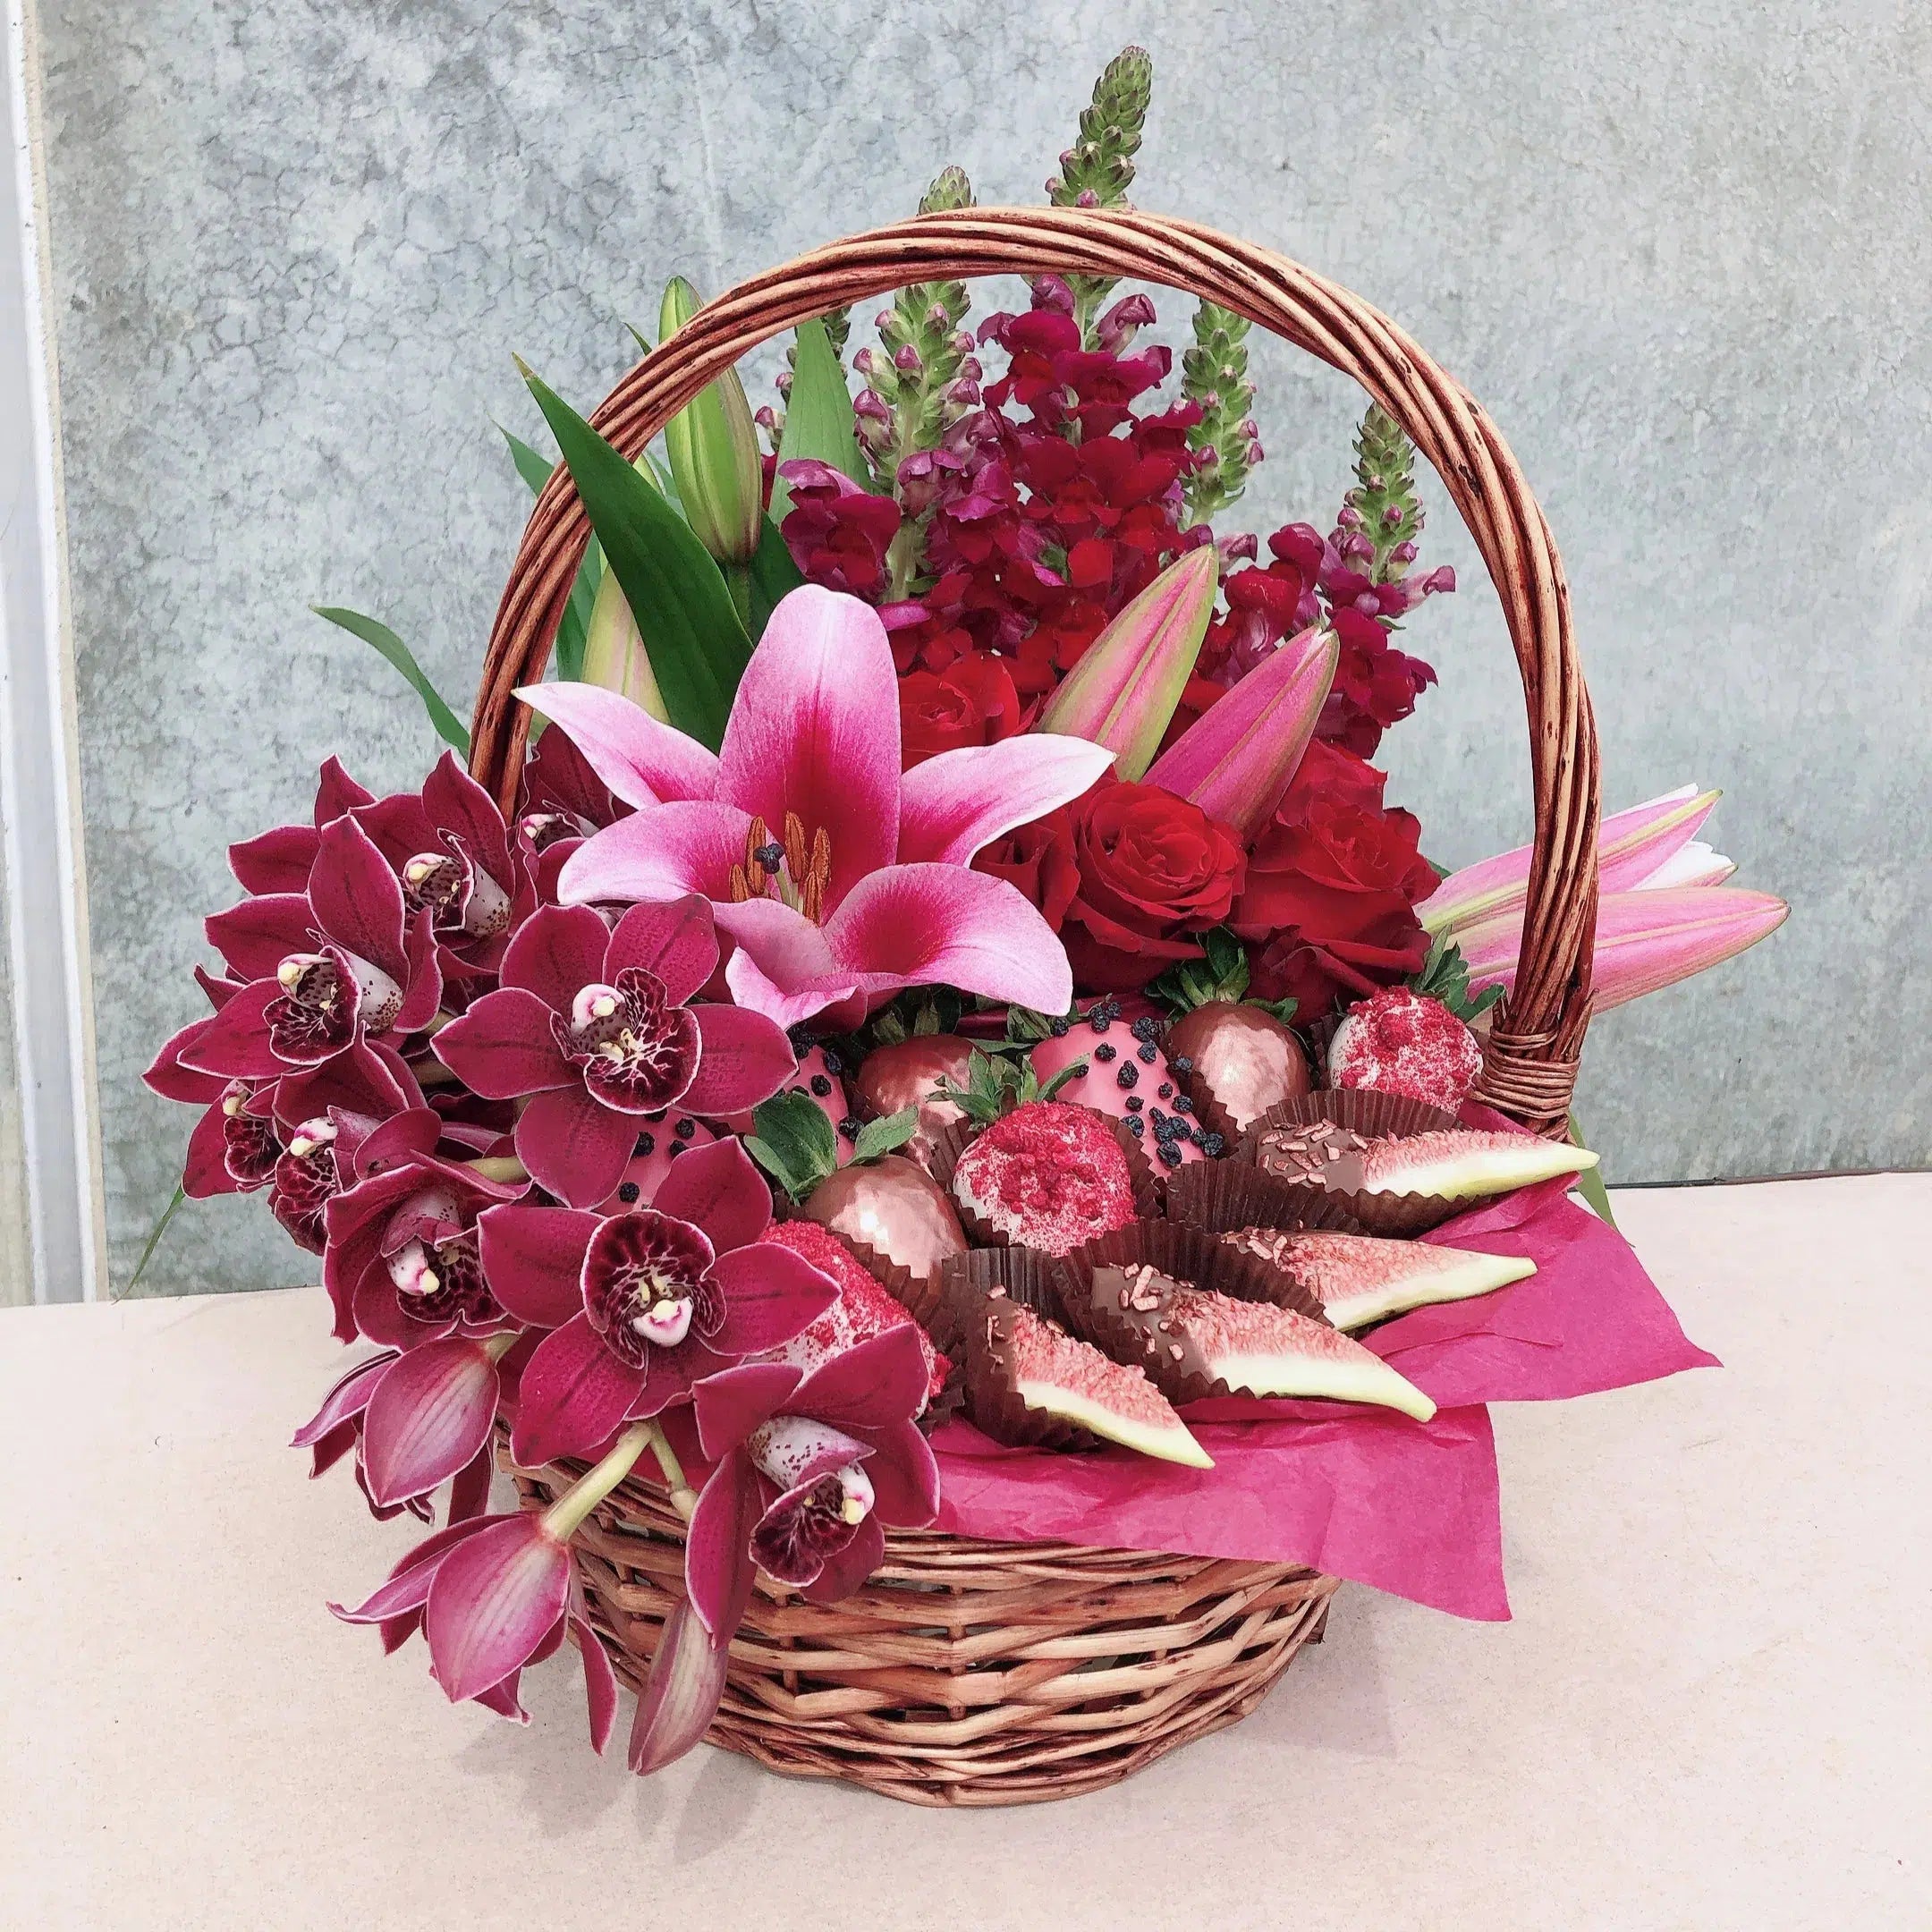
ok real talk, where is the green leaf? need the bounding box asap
[852,1107,919,1164]
[746,1092,841,1201]
[499,421,556,497]
[1411,932,1505,1025]
[517,361,752,751]
[312,606,470,753]
[1569,1113,1618,1227]
[1147,926,1251,1015]
[118,1183,186,1301]
[745,514,805,637]
[769,318,866,522]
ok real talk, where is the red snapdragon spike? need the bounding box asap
[683,1327,939,1639]
[434,896,792,1208]
[358,1337,502,1510]
[322,1148,526,1347]
[423,1514,573,1706]
[504,1140,836,1468]
[627,1596,729,1775]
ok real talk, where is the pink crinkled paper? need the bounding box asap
[928,1108,1716,1620]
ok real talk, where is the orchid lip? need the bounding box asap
[388,1237,439,1299]
[285,1114,337,1160]
[461,865,512,937]
[560,968,699,1113]
[630,1295,695,1348]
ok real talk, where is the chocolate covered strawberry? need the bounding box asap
[597,1111,720,1212]
[747,1090,968,1281]
[724,1040,854,1165]
[1327,986,1482,1113]
[1148,927,1309,1139]
[852,1032,975,1169]
[1021,998,1215,1171]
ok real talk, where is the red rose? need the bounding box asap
[981,780,1247,993]
[1233,782,1436,1019]
[897,653,1022,768]
[1275,737,1390,819]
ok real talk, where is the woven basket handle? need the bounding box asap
[470,206,1599,1130]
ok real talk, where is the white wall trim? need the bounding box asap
[0,0,104,1304]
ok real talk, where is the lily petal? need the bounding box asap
[423,1515,573,1704]
[716,585,902,911]
[513,1085,639,1209]
[433,987,574,1100]
[510,1313,648,1467]
[895,733,1115,866]
[515,681,721,808]
[648,1137,771,1255]
[823,864,1073,1016]
[1144,623,1338,840]
[629,1594,731,1769]
[706,1243,840,1354]
[605,896,719,1006]
[360,1338,500,1508]
[713,896,856,1030]
[556,800,752,908]
[499,904,611,1012]
[476,1204,598,1327]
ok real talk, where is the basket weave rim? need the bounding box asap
[468,204,1600,1131]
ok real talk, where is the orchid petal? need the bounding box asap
[647,1137,771,1255]
[894,733,1115,866]
[182,1101,240,1197]
[512,1085,639,1209]
[205,894,314,981]
[447,1443,496,1525]
[706,1243,840,1354]
[1144,623,1339,839]
[327,1514,497,1624]
[823,864,1073,1017]
[605,896,719,1006]
[143,1019,225,1103]
[573,1607,619,1753]
[1421,785,1722,937]
[499,903,610,1011]
[477,1203,598,1327]
[510,1313,648,1467]
[291,1350,397,1449]
[432,987,573,1099]
[629,1594,731,1770]
[716,584,902,909]
[798,1513,886,1606]
[556,800,752,908]
[792,1324,929,1430]
[314,756,377,823]
[849,1418,942,1526]
[682,1003,796,1116]
[394,910,445,1036]
[423,1515,573,1703]
[310,816,410,982]
[228,823,319,896]
[274,1038,419,1129]
[470,1668,533,1723]
[682,1449,765,1645]
[692,1362,801,1461]
[360,1339,501,1508]
[174,979,285,1080]
[422,749,513,883]
[515,681,721,808]
[1036,546,1218,779]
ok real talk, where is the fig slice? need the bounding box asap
[1223,1226,1535,1330]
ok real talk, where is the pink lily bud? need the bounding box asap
[580,564,671,722]
[1035,547,1220,780]
[658,276,763,567]
[1144,623,1340,840]
[1420,785,1727,938]
[1456,886,1787,1013]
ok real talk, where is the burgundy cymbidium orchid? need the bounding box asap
[529,584,1112,1029]
[477,1137,837,1466]
[684,1324,941,1644]
[184,814,444,1077]
[431,894,794,1208]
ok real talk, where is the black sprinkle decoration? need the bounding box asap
[1136,1043,1158,1063]
[1114,1062,1140,1090]
[617,1182,640,1204]
[1124,1096,1144,1114]
[809,1074,833,1097]
[674,1117,696,1140]
[1171,1055,1194,1073]
[1093,1043,1117,1063]
[633,1133,657,1157]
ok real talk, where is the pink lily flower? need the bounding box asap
[1456,885,1788,1012]
[1419,784,1733,939]
[431,895,793,1208]
[530,584,1111,1029]
[321,1114,529,1345]
[292,1342,503,1520]
[684,1324,940,1644]
[1143,623,1340,840]
[478,1137,837,1466]
[183,815,443,1076]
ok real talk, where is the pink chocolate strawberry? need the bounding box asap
[1024,997,1213,1171]
[596,1112,719,1211]
[1327,987,1482,1113]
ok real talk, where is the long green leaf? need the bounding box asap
[499,422,555,496]
[769,318,865,521]
[118,1183,186,1301]
[499,423,603,682]
[518,363,751,750]
[312,606,470,752]
[1569,1111,1619,1227]
[746,514,804,636]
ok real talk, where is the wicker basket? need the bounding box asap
[470,208,1601,1804]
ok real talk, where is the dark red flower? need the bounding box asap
[777,460,902,598]
[896,652,1021,767]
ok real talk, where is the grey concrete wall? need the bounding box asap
[38,0,1928,1292]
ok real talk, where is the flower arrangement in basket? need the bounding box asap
[145,49,1786,1806]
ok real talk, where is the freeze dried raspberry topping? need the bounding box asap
[1326,986,1482,1112]
[952,1101,1137,1256]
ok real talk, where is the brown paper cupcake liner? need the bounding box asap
[1050,1221,1326,1407]
[810,1225,965,1431]
[932,1246,1107,1453]
[927,1106,1162,1252]
[1162,1158,1365,1237]
[1235,1089,1465,1237]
